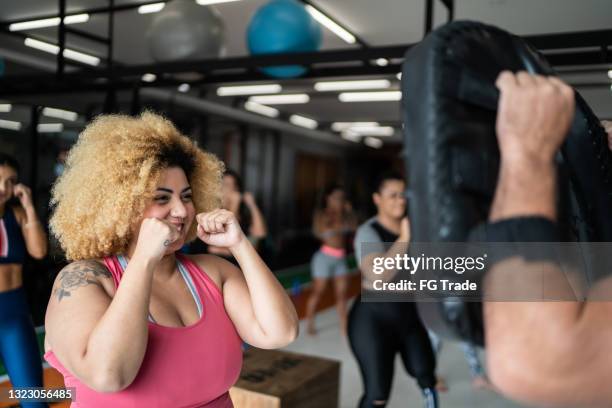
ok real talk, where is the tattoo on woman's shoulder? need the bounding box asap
[54,260,111,301]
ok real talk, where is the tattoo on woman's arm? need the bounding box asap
[54,261,111,301]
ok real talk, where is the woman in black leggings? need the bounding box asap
[349,172,438,408]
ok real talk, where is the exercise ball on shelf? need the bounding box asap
[247,0,322,78]
[147,0,225,63]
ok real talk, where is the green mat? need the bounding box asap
[0,256,357,378]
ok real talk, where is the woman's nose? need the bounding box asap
[170,197,188,218]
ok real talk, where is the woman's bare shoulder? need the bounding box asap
[51,258,115,302]
[182,253,233,289]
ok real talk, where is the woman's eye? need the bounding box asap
[182,194,193,201]
[155,196,169,202]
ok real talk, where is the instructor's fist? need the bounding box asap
[196,209,245,248]
[495,71,575,165]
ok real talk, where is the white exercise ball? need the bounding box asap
[147,0,225,62]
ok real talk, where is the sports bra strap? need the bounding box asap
[115,254,203,323]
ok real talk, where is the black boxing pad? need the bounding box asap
[402,21,612,346]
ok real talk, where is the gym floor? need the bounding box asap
[285,304,526,408]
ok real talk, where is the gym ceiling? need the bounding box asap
[0,0,610,146]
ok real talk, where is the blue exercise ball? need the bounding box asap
[247,0,322,78]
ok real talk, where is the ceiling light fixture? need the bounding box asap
[331,122,379,132]
[9,14,89,31]
[37,123,64,133]
[141,73,157,82]
[314,79,391,92]
[290,114,318,129]
[138,2,166,14]
[217,84,282,96]
[24,38,100,66]
[178,83,191,93]
[341,130,362,143]
[249,94,310,105]
[375,58,389,67]
[0,119,22,131]
[0,104,12,113]
[305,4,356,44]
[244,101,279,118]
[338,91,402,102]
[42,107,78,121]
[349,126,395,137]
[364,137,383,149]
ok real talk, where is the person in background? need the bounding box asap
[350,171,438,408]
[306,185,357,336]
[0,153,48,408]
[207,170,267,259]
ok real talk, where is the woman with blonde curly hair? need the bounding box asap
[44,112,298,407]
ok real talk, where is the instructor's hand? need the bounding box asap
[134,218,180,262]
[495,71,575,165]
[196,209,245,248]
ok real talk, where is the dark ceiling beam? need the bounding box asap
[526,29,612,50]
[439,0,454,22]
[0,29,611,96]
[424,0,434,36]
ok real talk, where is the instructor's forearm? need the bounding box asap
[485,157,596,405]
[231,238,298,343]
[490,158,556,222]
[85,256,155,388]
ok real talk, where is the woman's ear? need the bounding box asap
[372,192,381,207]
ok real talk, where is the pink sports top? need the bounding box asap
[45,253,243,408]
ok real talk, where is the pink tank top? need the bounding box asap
[44,254,243,408]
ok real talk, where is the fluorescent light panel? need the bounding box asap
[249,94,310,105]
[141,73,157,82]
[375,58,389,67]
[349,126,395,137]
[338,91,402,102]
[305,4,356,44]
[24,38,100,66]
[341,130,361,143]
[217,84,281,96]
[196,0,241,5]
[364,137,383,149]
[331,122,379,132]
[608,70,612,79]
[138,3,166,14]
[244,101,279,118]
[314,79,390,92]
[0,104,12,113]
[9,14,89,31]
[42,107,78,121]
[0,119,22,131]
[290,114,318,129]
[37,123,64,133]
[178,83,191,93]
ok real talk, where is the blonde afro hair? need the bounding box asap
[50,111,224,261]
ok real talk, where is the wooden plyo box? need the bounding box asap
[229,349,340,408]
